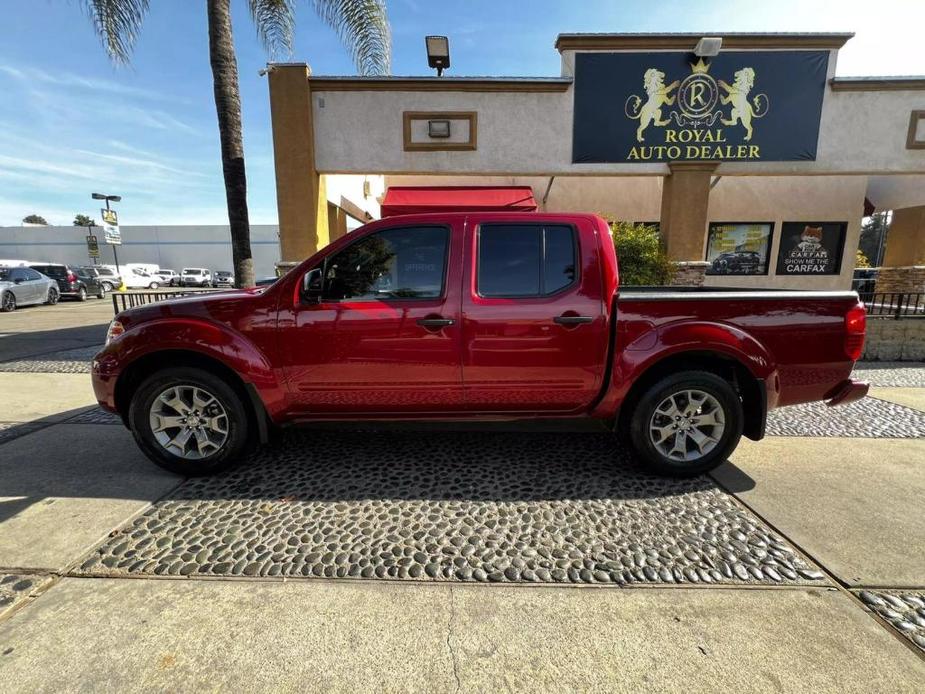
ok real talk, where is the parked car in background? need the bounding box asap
[156,269,180,286]
[28,263,106,300]
[0,259,31,268]
[711,251,762,274]
[122,267,163,290]
[94,212,868,477]
[213,271,234,287]
[124,263,161,277]
[0,266,58,311]
[181,268,212,287]
[91,265,122,291]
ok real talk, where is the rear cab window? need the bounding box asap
[477,224,577,298]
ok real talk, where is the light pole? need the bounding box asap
[92,193,122,275]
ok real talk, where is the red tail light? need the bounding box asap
[66,271,77,283]
[844,303,866,361]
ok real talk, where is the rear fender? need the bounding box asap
[95,318,287,419]
[592,319,777,419]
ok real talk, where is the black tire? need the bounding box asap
[149,281,160,289]
[101,281,114,292]
[77,286,87,301]
[45,287,59,305]
[628,370,743,477]
[97,286,106,299]
[128,367,250,476]
[1,291,15,312]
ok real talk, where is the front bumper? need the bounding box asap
[824,378,869,407]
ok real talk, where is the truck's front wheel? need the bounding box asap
[128,367,250,476]
[629,370,743,477]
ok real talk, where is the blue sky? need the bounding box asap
[1,0,923,226]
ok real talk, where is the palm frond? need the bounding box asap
[81,0,150,64]
[310,0,391,76]
[248,0,296,58]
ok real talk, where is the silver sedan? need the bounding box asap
[0,266,59,311]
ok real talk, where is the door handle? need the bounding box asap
[417,317,455,329]
[553,315,593,326]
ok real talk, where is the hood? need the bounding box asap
[116,287,262,330]
[0,281,13,290]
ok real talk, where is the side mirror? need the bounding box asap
[301,267,323,302]
[13,278,24,284]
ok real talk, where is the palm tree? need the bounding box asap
[80,0,391,287]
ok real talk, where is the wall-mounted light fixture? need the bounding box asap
[426,36,450,77]
[694,37,722,57]
[427,120,451,138]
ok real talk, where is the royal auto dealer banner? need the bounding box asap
[572,51,829,163]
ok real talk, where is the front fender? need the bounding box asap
[93,318,287,419]
[592,319,777,419]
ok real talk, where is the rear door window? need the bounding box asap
[477,224,577,297]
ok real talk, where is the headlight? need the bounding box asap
[105,319,125,345]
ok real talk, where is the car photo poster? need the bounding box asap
[705,222,773,276]
[573,50,829,163]
[776,222,847,275]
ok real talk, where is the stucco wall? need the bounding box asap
[311,67,925,177]
[704,175,867,290]
[0,225,281,278]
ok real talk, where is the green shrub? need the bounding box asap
[608,221,673,286]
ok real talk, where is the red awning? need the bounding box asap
[380,186,537,217]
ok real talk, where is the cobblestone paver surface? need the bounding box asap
[857,590,925,652]
[766,397,925,438]
[852,362,925,387]
[75,431,826,586]
[0,574,52,619]
[0,345,99,374]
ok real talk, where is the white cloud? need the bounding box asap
[0,64,184,102]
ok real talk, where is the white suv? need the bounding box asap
[181,268,212,287]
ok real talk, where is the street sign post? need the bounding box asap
[101,208,121,245]
[86,233,100,260]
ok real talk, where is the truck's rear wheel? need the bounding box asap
[128,367,249,476]
[628,370,742,477]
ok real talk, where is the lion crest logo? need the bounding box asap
[625,59,769,141]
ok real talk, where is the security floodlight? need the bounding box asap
[425,35,450,77]
[694,37,722,57]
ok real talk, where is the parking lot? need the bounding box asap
[0,300,923,690]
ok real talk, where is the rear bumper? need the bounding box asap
[824,378,869,407]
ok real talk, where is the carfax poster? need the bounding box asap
[775,222,847,275]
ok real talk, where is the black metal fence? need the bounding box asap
[859,292,925,319]
[111,289,221,315]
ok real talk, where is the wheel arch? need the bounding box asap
[114,349,270,443]
[616,349,767,442]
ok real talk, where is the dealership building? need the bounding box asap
[266,32,925,291]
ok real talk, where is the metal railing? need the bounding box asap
[111,288,221,314]
[859,292,925,319]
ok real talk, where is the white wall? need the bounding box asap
[0,225,281,278]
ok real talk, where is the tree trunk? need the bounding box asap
[207,0,254,288]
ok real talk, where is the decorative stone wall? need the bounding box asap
[876,266,925,293]
[671,261,709,287]
[863,319,925,361]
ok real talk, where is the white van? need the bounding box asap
[122,266,163,289]
[0,259,31,268]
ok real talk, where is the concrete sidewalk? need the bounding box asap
[0,579,922,692]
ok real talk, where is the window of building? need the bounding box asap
[477,224,577,297]
[322,226,448,301]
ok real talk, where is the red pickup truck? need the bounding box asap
[92,212,868,477]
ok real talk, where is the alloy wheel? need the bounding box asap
[148,384,230,460]
[47,288,59,305]
[2,292,15,312]
[648,389,725,462]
